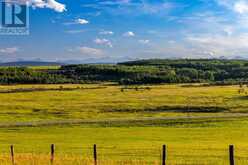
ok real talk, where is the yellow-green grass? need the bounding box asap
[28,66,61,70]
[0,84,246,123]
[0,118,248,164]
[1,84,248,164]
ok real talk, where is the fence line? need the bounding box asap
[7,144,239,165]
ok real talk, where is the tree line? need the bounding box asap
[1,59,248,85]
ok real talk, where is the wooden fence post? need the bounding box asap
[162,145,166,165]
[229,145,234,165]
[94,144,97,165]
[50,144,55,164]
[10,145,14,165]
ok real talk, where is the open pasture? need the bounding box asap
[0,84,247,123]
[0,118,248,164]
[1,84,248,164]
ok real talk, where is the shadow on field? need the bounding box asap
[31,109,70,117]
[0,86,107,93]
[102,105,229,113]
[236,95,248,100]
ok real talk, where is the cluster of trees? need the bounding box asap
[2,59,248,85]
[61,59,248,85]
[118,59,248,84]
[0,67,71,84]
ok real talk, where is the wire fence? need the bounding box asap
[2,144,248,165]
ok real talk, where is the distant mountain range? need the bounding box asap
[0,57,135,66]
[1,56,247,67]
[0,61,64,67]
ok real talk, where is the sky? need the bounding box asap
[1,0,248,63]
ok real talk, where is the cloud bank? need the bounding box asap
[0,47,19,54]
[6,0,66,12]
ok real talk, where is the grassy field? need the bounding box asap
[28,66,61,70]
[0,83,247,123]
[1,84,248,164]
[1,118,248,164]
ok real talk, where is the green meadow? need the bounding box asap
[1,118,248,164]
[0,84,247,123]
[1,84,248,164]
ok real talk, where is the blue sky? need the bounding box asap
[1,0,248,62]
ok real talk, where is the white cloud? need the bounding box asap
[98,0,131,6]
[138,32,248,59]
[64,18,89,26]
[216,0,248,15]
[234,1,248,14]
[83,1,177,16]
[69,46,104,58]
[94,38,113,48]
[6,0,66,12]
[46,0,66,12]
[123,31,135,37]
[215,0,233,8]
[186,34,248,57]
[168,40,176,44]
[99,30,114,35]
[14,0,67,12]
[78,47,103,56]
[76,18,89,25]
[0,47,19,54]
[223,27,234,36]
[186,35,248,48]
[138,39,150,44]
[141,2,176,14]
